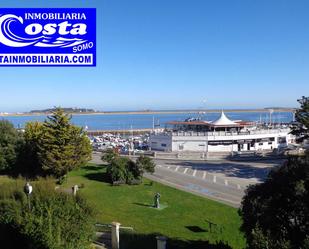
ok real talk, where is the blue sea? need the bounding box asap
[0,112,294,130]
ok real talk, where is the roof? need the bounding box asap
[166,111,255,127]
[167,121,210,126]
[211,111,238,126]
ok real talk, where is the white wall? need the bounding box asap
[208,144,232,152]
[150,134,172,151]
[150,129,293,152]
[172,141,207,152]
[255,141,274,151]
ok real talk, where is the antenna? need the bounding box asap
[269,109,274,126]
[202,99,207,120]
[152,116,155,131]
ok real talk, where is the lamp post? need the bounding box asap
[24,182,33,211]
[269,109,274,126]
[202,99,207,120]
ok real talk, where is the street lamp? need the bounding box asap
[268,109,274,126]
[24,182,33,210]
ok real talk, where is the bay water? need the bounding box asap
[1,111,293,130]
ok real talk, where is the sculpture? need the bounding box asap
[154,192,161,208]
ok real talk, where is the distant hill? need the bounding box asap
[30,108,96,114]
[263,107,296,110]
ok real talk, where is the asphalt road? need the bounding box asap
[91,153,284,207]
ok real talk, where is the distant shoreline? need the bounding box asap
[0,108,295,117]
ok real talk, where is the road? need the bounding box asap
[91,153,284,207]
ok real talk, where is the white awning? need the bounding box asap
[211,111,237,126]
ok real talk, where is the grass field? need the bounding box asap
[0,175,15,184]
[61,164,245,248]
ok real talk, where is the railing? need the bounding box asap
[171,128,291,137]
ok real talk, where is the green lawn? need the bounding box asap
[0,175,15,184]
[63,164,245,248]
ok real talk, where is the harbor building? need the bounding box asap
[150,111,295,153]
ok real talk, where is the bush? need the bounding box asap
[104,154,156,185]
[107,157,128,183]
[101,148,118,163]
[0,178,95,249]
[136,155,155,175]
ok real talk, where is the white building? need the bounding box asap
[150,111,295,153]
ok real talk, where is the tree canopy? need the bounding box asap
[239,153,309,249]
[38,108,92,177]
[37,108,92,178]
[17,108,92,178]
[103,150,156,185]
[291,96,309,142]
[107,156,129,183]
[136,155,155,175]
[0,120,21,172]
[16,122,44,176]
[240,96,309,248]
[101,148,118,164]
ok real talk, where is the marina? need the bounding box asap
[1,110,297,155]
[83,110,299,157]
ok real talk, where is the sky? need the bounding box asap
[0,0,308,112]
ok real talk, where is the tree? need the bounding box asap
[101,148,119,163]
[136,155,156,175]
[105,155,155,185]
[38,108,92,178]
[0,120,21,172]
[106,156,128,183]
[291,96,309,142]
[239,153,309,249]
[0,178,95,249]
[16,122,44,176]
[125,159,142,183]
